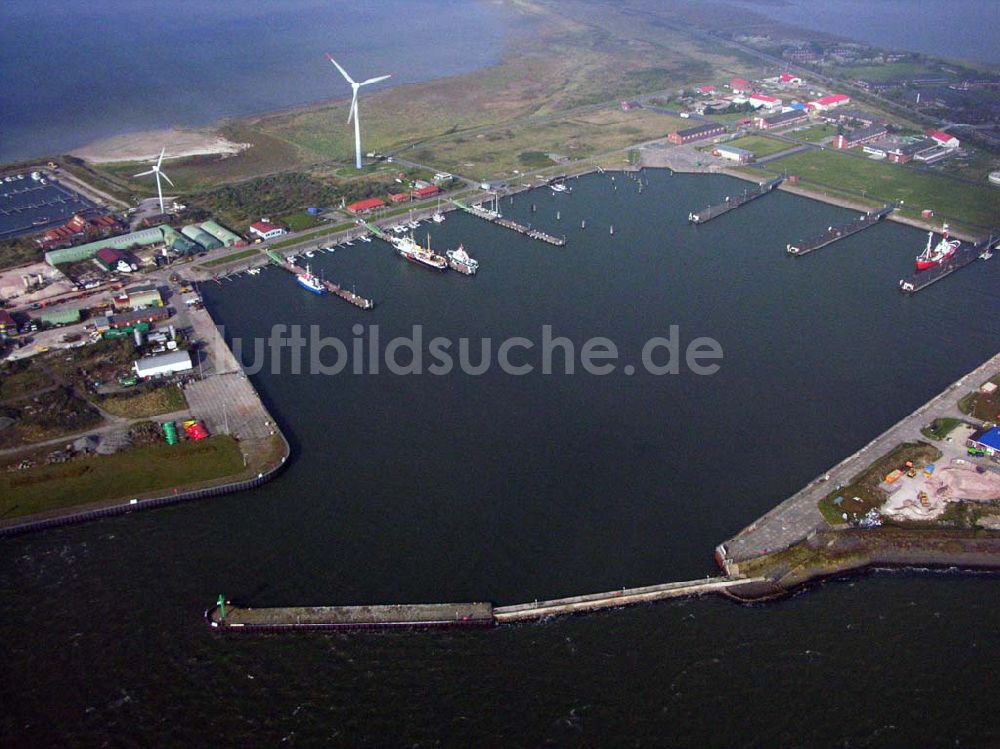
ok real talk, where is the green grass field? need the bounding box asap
[0,436,245,519]
[723,135,792,158]
[201,248,260,267]
[837,62,944,83]
[790,124,837,143]
[280,211,324,231]
[749,149,1000,229]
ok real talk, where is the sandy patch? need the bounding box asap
[0,262,75,306]
[71,128,251,164]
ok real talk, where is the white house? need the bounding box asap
[249,221,286,241]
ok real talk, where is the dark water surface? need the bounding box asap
[0,0,509,162]
[2,172,999,746]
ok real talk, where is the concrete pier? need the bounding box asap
[688,177,782,224]
[898,235,996,294]
[787,206,894,255]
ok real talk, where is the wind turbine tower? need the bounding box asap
[133,147,175,214]
[325,54,391,170]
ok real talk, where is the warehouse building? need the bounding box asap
[200,220,244,247]
[133,350,193,379]
[712,144,755,164]
[749,94,782,110]
[161,225,200,255]
[110,308,169,328]
[46,225,169,265]
[668,122,726,145]
[807,93,851,111]
[968,427,1000,456]
[114,284,162,311]
[36,307,81,326]
[181,224,224,251]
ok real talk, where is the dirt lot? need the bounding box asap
[0,262,76,307]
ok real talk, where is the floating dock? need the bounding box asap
[787,205,894,255]
[688,177,783,225]
[451,199,565,246]
[898,236,996,294]
[206,576,763,632]
[266,250,374,309]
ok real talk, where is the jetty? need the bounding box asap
[787,205,894,255]
[206,575,764,632]
[266,250,374,309]
[451,199,566,246]
[898,234,997,294]
[687,177,783,225]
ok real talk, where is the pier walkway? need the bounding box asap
[266,250,373,309]
[451,199,566,246]
[787,206,894,255]
[898,235,996,294]
[688,177,782,224]
[720,350,1000,568]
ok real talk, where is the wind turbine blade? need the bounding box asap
[325,53,355,85]
[359,74,391,87]
[134,169,156,177]
[156,146,165,169]
[160,171,175,187]
[347,94,358,124]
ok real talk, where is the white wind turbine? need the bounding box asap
[134,147,174,214]
[325,54,391,169]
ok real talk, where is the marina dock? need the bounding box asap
[206,575,764,632]
[898,235,996,294]
[451,199,566,246]
[688,177,783,225]
[787,205,894,255]
[266,250,374,309]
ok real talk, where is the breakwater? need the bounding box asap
[206,576,765,631]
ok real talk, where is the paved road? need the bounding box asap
[722,351,1000,565]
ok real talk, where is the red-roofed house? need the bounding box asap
[249,221,286,240]
[808,94,851,111]
[388,192,411,204]
[925,129,960,148]
[730,78,751,94]
[779,72,802,85]
[411,185,441,200]
[95,247,135,273]
[346,197,386,215]
[749,93,782,110]
[698,85,716,95]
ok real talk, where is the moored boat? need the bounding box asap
[915,225,960,271]
[446,244,479,275]
[296,264,327,294]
